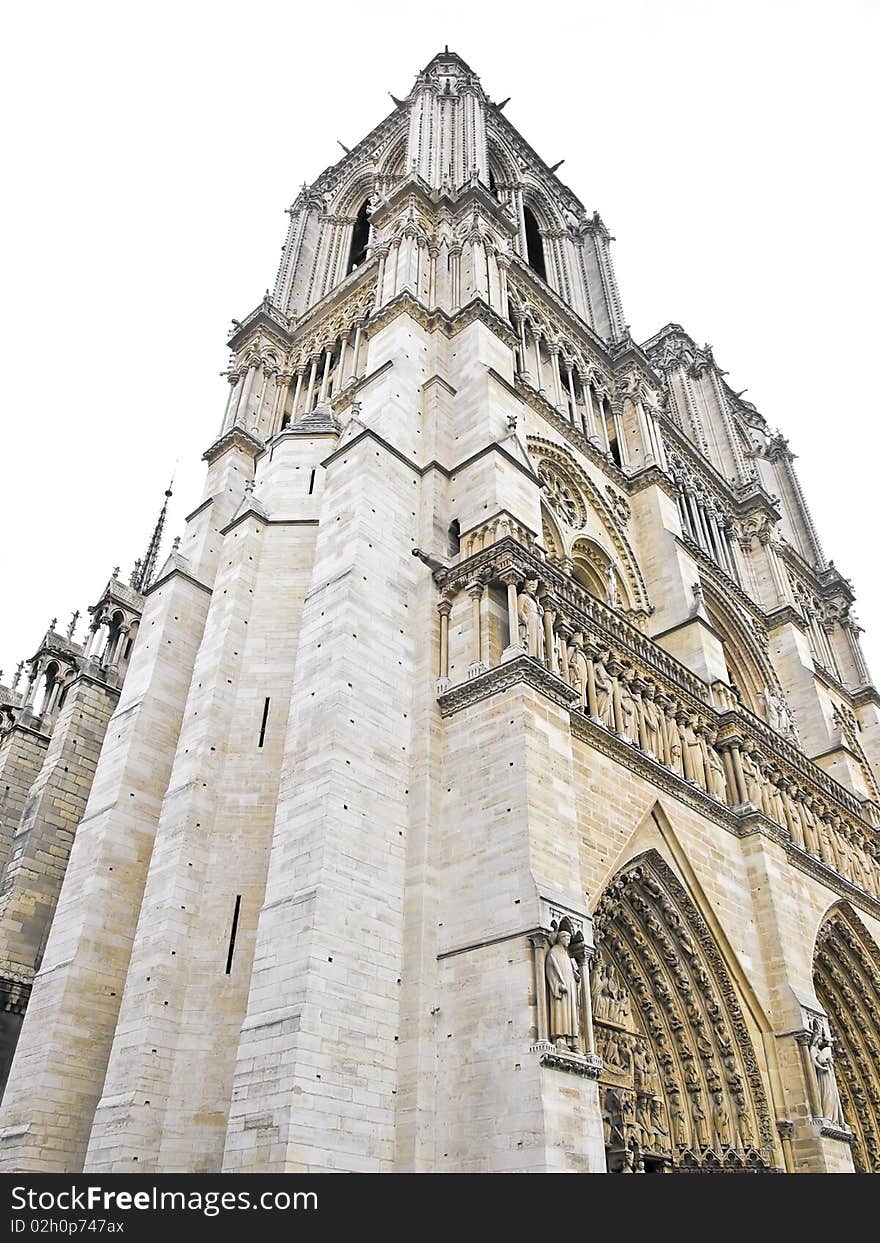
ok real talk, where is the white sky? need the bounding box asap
[2,0,878,685]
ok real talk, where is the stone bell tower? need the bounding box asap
[2,50,880,1175]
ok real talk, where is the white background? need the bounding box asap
[2,0,877,683]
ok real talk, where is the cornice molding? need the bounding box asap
[437,654,579,717]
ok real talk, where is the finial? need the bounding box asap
[132,475,174,593]
[130,557,142,586]
[172,535,181,553]
[111,566,120,579]
[389,92,405,108]
[67,610,80,639]
[337,139,352,155]
[496,97,510,110]
[12,662,24,691]
[548,159,565,174]
[49,616,58,632]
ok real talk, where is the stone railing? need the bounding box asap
[433,536,880,904]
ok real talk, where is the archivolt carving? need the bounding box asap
[593,850,776,1172]
[814,904,880,1171]
[528,435,650,614]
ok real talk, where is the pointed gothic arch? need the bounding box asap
[540,502,564,561]
[591,849,777,1173]
[700,581,785,722]
[570,537,630,611]
[527,435,651,616]
[813,903,880,1171]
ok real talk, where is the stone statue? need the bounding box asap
[684,715,706,788]
[810,1019,846,1128]
[567,633,588,711]
[545,920,581,1053]
[619,679,640,745]
[605,563,619,608]
[593,960,617,1023]
[642,686,662,756]
[740,744,764,810]
[704,736,728,802]
[593,652,616,729]
[517,580,544,659]
[710,1089,732,1148]
[666,710,684,777]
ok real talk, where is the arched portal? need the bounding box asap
[591,850,776,1173]
[813,904,880,1171]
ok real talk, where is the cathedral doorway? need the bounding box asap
[591,851,778,1173]
[813,904,880,1171]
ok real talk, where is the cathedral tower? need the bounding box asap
[2,51,879,1175]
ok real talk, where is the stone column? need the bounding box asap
[502,574,523,658]
[467,582,486,678]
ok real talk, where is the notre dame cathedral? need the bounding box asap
[1,51,879,1175]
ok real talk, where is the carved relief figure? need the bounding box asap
[545,920,581,1053]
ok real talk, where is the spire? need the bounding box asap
[131,479,173,593]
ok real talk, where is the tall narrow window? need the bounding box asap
[225,895,242,975]
[258,696,270,748]
[523,205,547,281]
[605,401,622,468]
[348,201,371,273]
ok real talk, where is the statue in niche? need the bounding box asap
[711,1090,732,1148]
[810,1019,846,1128]
[690,1092,710,1147]
[605,562,620,608]
[667,1084,689,1147]
[633,1043,658,1097]
[619,678,640,745]
[762,685,795,738]
[666,707,684,776]
[517,580,544,659]
[740,744,765,810]
[545,918,581,1053]
[642,684,662,756]
[567,632,588,710]
[593,651,616,729]
[648,1096,669,1151]
[684,715,706,788]
[704,734,728,801]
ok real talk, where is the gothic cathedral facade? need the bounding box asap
[1,51,880,1174]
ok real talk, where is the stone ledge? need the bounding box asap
[437,655,579,717]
